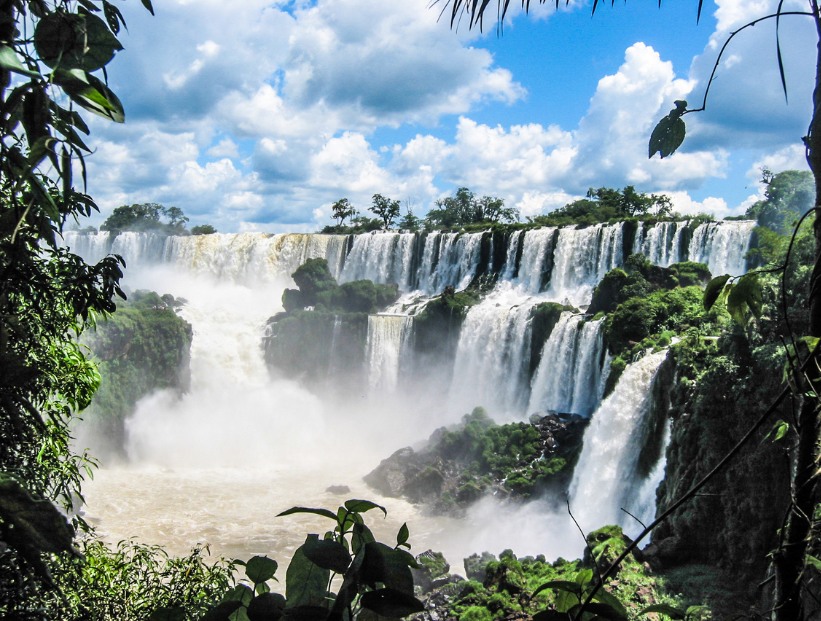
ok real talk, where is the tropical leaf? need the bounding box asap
[277,506,338,521]
[244,555,278,584]
[286,536,331,610]
[302,538,351,574]
[359,588,424,617]
[640,603,686,619]
[703,274,731,311]
[726,273,762,324]
[649,100,687,159]
[344,499,387,516]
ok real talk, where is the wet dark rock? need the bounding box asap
[364,410,588,515]
[324,484,350,494]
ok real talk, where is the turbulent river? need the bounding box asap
[67,221,754,571]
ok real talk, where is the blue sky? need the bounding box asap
[80,0,817,232]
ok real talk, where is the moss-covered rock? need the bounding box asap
[81,290,192,459]
[364,408,588,514]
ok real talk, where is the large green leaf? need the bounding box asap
[360,542,414,595]
[245,555,279,585]
[0,45,40,78]
[359,588,424,617]
[53,69,124,122]
[0,473,75,555]
[726,273,762,324]
[592,588,628,620]
[302,538,351,574]
[286,536,331,610]
[278,506,338,521]
[649,100,687,159]
[344,499,387,516]
[35,12,122,72]
[703,274,731,311]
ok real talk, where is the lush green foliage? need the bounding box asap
[425,187,518,229]
[0,0,152,611]
[282,258,399,314]
[418,526,706,621]
[81,291,192,458]
[745,169,814,235]
[529,187,674,227]
[189,500,423,621]
[370,193,401,230]
[49,539,233,621]
[191,224,217,235]
[101,203,189,234]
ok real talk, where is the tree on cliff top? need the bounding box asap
[435,1,820,619]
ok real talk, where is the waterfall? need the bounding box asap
[567,349,670,533]
[527,313,607,417]
[633,221,686,267]
[515,227,557,293]
[687,221,756,276]
[448,285,534,418]
[416,232,485,294]
[365,314,414,393]
[339,233,417,290]
[63,231,349,284]
[545,223,624,306]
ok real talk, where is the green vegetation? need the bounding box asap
[370,193,401,230]
[81,291,192,459]
[364,407,587,513]
[425,187,519,229]
[49,539,233,620]
[529,186,675,227]
[745,169,814,235]
[188,500,423,621]
[101,203,189,234]
[266,258,400,386]
[0,0,162,616]
[191,224,217,235]
[282,258,399,314]
[414,527,709,621]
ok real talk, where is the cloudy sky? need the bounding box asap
[80,0,817,232]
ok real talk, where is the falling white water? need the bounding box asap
[515,227,557,293]
[448,284,534,418]
[567,349,670,535]
[66,221,755,569]
[339,233,417,290]
[416,232,485,294]
[527,313,607,417]
[687,221,756,276]
[634,221,686,267]
[545,223,624,306]
[365,314,414,393]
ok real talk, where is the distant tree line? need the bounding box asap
[93,203,217,235]
[326,187,520,234]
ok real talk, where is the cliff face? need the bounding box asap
[648,337,792,584]
[81,291,192,460]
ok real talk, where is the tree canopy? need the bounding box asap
[101,203,189,233]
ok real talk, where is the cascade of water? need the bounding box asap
[634,221,685,267]
[448,285,534,418]
[65,231,351,286]
[365,314,414,393]
[501,230,525,280]
[339,233,417,289]
[418,232,485,294]
[567,349,670,532]
[516,228,557,293]
[63,230,169,264]
[687,221,756,276]
[545,223,624,306]
[527,313,606,417]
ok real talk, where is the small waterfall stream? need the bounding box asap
[567,350,671,535]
